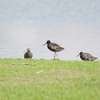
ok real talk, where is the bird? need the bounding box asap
[43,40,64,58]
[24,48,33,59]
[76,52,98,61]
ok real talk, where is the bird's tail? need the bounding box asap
[95,57,98,59]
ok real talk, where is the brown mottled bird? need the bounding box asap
[43,40,64,58]
[76,52,97,61]
[24,48,33,59]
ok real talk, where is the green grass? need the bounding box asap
[0,58,100,100]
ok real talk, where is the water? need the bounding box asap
[0,0,100,60]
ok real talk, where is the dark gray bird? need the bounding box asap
[43,40,64,58]
[76,52,97,61]
[24,48,33,59]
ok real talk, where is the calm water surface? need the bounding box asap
[0,0,100,60]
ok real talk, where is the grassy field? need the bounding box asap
[0,58,100,100]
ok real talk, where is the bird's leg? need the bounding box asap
[54,52,56,58]
[54,52,58,59]
[56,53,58,59]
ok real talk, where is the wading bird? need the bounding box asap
[76,52,97,61]
[24,48,33,59]
[43,40,64,58]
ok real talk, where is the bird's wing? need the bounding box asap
[51,42,59,46]
[83,53,93,60]
[49,43,61,51]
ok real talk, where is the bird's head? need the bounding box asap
[76,52,83,57]
[43,40,51,46]
[27,48,31,52]
[23,48,31,53]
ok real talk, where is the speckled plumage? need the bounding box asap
[77,52,97,61]
[43,40,64,58]
[24,48,33,59]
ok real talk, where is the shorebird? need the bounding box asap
[43,40,64,58]
[76,52,97,61]
[24,48,33,59]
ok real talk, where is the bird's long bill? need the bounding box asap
[43,43,46,46]
[23,50,27,52]
[76,54,80,57]
[23,50,26,53]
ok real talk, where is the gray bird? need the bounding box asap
[76,52,97,61]
[43,40,64,58]
[24,48,33,59]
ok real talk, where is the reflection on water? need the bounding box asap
[0,0,100,60]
